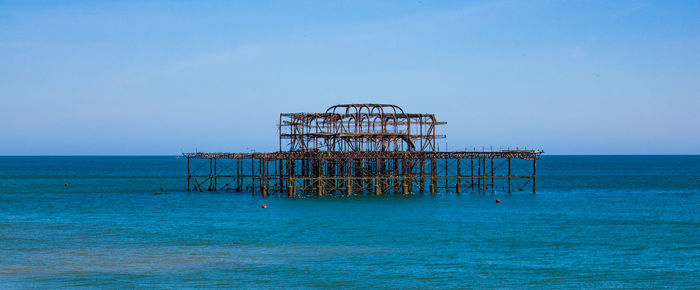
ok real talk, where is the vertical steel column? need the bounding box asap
[317,158,324,196]
[533,158,537,194]
[508,158,512,194]
[260,159,270,196]
[251,158,255,195]
[470,158,474,191]
[365,158,373,193]
[275,159,284,192]
[481,158,486,194]
[408,158,414,193]
[208,158,213,191]
[261,159,267,196]
[187,156,190,192]
[288,158,295,197]
[444,158,449,191]
[402,158,408,195]
[490,158,494,194]
[360,158,365,193]
[456,157,461,193]
[346,159,352,196]
[236,158,241,191]
[375,158,382,195]
[476,158,481,192]
[430,158,437,194]
[213,158,217,191]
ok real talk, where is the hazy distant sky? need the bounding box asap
[1,0,698,155]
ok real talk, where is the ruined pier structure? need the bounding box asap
[186,104,541,196]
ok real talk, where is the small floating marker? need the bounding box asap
[262,204,267,209]
[64,183,69,187]
[496,199,500,203]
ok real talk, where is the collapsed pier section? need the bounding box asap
[186,104,541,195]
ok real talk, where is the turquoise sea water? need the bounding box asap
[1,156,698,288]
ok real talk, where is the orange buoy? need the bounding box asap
[64,183,69,186]
[496,199,500,203]
[262,204,267,209]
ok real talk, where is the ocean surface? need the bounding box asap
[1,155,698,288]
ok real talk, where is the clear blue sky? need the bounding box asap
[1,0,698,155]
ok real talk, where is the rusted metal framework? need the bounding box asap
[186,104,541,196]
[280,104,445,152]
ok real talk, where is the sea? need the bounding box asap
[0,155,698,288]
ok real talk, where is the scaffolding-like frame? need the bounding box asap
[186,104,541,196]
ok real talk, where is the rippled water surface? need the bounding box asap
[1,156,698,288]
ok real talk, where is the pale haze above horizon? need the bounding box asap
[1,0,698,155]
